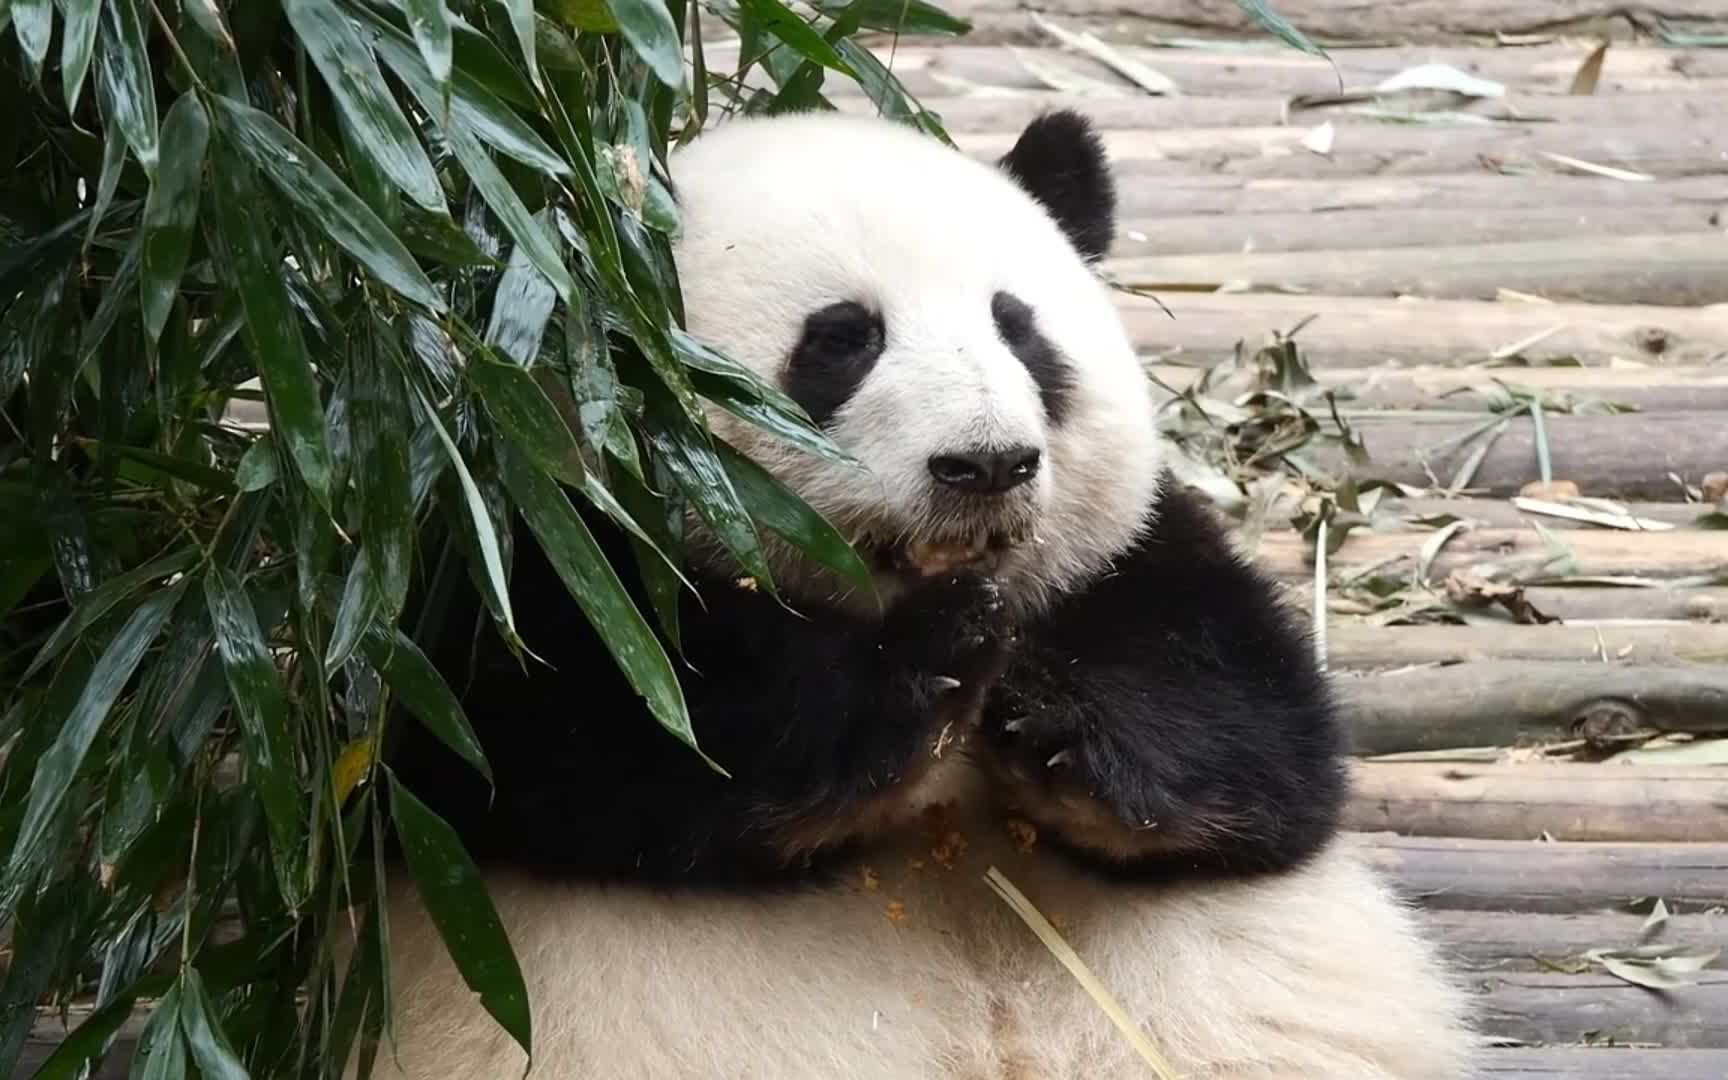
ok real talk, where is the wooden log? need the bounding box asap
[1357,833,1728,913]
[1114,204,1721,258]
[1101,173,1728,220]
[1337,659,1728,754]
[921,3,1728,46]
[1324,624,1728,668]
[957,124,1728,182]
[892,91,1728,137]
[1106,234,1728,306]
[1320,413,1728,498]
[838,45,1728,98]
[1421,908,1728,971]
[1478,1048,1728,1080]
[1256,528,1728,585]
[1377,498,1713,531]
[1151,364,1728,412]
[1479,970,1728,1048]
[1512,587,1728,623]
[1345,762,1728,842]
[1127,292,1728,368]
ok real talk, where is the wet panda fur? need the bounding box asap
[365,109,1475,1079]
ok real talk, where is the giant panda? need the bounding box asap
[366,109,1475,1079]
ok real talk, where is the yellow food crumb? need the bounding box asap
[861,866,881,891]
[1006,818,1038,853]
[885,900,909,925]
[930,829,967,869]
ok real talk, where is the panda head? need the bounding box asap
[669,110,1164,617]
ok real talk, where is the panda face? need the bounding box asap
[668,110,1164,617]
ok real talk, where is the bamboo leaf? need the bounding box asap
[737,0,854,75]
[715,440,872,589]
[387,774,532,1058]
[98,0,160,177]
[236,434,279,492]
[23,547,199,682]
[363,626,491,784]
[285,0,448,214]
[499,444,718,768]
[208,134,336,507]
[3,586,180,903]
[25,973,172,1079]
[401,0,453,90]
[210,94,445,311]
[361,9,574,178]
[483,234,559,366]
[59,0,100,111]
[812,0,969,35]
[204,566,306,903]
[177,968,250,1080]
[607,0,686,88]
[140,92,211,345]
[11,0,51,81]
[468,350,581,483]
[644,403,774,589]
[1232,0,1330,61]
[416,390,518,638]
[496,0,542,90]
[129,983,188,1080]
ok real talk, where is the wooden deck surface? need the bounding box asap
[841,2,1728,1075]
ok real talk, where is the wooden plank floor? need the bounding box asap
[852,3,1728,1075]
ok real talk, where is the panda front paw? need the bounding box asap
[884,570,1018,689]
[985,702,1165,835]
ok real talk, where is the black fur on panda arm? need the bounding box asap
[981,478,1348,881]
[392,512,1009,887]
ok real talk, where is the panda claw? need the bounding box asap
[1002,716,1025,734]
[1046,750,1074,769]
[929,676,962,693]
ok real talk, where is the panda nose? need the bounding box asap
[927,447,1042,495]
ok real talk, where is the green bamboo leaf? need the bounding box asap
[715,440,871,589]
[499,444,719,769]
[59,0,100,110]
[84,80,129,249]
[468,351,581,483]
[360,9,573,178]
[644,403,774,589]
[496,0,542,90]
[353,332,414,619]
[672,329,857,468]
[23,548,199,682]
[236,434,279,492]
[140,92,211,345]
[285,0,447,215]
[737,0,853,75]
[812,0,969,35]
[177,969,250,1080]
[204,566,306,903]
[387,774,532,1058]
[363,626,491,784]
[208,135,336,508]
[98,0,160,177]
[129,983,187,1080]
[416,390,518,638]
[483,233,558,366]
[210,95,445,311]
[4,586,180,897]
[606,0,685,88]
[1233,0,1330,60]
[10,0,51,80]
[401,0,453,90]
[0,884,75,1070]
[540,0,618,31]
[441,123,575,304]
[27,975,173,1079]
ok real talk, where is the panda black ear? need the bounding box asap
[996,109,1116,263]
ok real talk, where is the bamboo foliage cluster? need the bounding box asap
[0,0,964,1073]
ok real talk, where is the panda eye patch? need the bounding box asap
[784,301,887,428]
[992,291,1073,425]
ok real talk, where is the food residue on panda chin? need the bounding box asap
[734,576,758,591]
[930,830,967,869]
[862,866,881,891]
[885,900,909,925]
[903,536,990,575]
[1006,818,1038,853]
